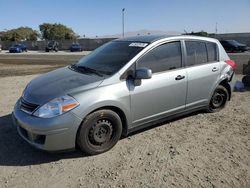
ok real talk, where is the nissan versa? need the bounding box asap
[12,35,236,155]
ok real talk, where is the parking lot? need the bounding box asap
[0,51,249,187]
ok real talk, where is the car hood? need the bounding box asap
[23,67,105,105]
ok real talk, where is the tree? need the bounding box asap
[15,27,40,41]
[39,23,76,40]
[0,27,40,41]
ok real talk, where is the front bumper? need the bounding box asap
[12,100,82,151]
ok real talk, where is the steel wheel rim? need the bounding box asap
[211,89,226,109]
[88,119,113,146]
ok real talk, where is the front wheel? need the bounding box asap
[77,109,122,155]
[207,85,229,113]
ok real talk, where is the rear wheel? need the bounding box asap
[207,85,229,113]
[77,109,122,155]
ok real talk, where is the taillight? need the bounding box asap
[225,60,237,71]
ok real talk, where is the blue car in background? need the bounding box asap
[70,43,82,52]
[9,44,27,53]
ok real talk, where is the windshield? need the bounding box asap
[14,44,21,47]
[77,41,147,75]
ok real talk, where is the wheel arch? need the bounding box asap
[90,106,128,136]
[75,105,129,148]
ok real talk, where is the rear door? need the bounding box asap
[130,41,187,127]
[184,40,220,109]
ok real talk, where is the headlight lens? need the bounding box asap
[33,95,79,118]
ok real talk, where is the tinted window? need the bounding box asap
[206,42,218,62]
[186,41,208,66]
[77,41,146,75]
[137,42,182,73]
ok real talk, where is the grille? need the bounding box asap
[20,98,39,114]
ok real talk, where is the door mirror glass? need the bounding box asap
[135,68,152,79]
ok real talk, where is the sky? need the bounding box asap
[0,0,250,37]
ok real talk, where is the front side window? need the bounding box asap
[137,41,182,73]
[77,41,147,75]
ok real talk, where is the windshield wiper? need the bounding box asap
[72,64,103,77]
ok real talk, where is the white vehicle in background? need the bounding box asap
[0,44,2,52]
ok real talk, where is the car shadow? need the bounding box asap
[0,114,85,167]
[125,111,201,138]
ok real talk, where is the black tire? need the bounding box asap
[77,109,122,155]
[207,85,229,113]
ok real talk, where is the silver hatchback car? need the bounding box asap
[13,35,236,155]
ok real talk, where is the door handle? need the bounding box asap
[175,75,185,80]
[212,67,219,72]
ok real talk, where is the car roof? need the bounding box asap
[115,35,218,44]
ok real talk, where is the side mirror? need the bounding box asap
[135,68,152,79]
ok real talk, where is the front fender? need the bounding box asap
[70,81,131,128]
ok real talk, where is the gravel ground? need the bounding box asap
[0,51,90,77]
[0,74,249,188]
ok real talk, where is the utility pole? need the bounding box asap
[122,8,125,38]
[215,22,218,38]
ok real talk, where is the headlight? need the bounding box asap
[33,95,79,118]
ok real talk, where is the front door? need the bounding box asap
[130,41,187,127]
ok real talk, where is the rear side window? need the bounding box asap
[206,42,218,62]
[137,41,182,73]
[185,41,207,66]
